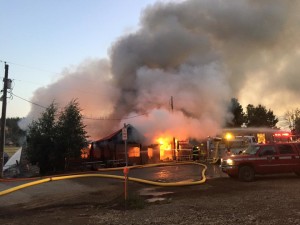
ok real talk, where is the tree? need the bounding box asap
[26,103,58,175]
[26,100,89,175]
[56,99,89,169]
[295,118,300,135]
[284,108,300,131]
[245,104,278,128]
[226,98,246,127]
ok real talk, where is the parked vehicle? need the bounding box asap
[220,142,300,181]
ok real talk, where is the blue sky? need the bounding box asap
[0,0,161,118]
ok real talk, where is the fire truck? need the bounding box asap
[207,133,257,163]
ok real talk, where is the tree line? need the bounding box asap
[226,98,278,128]
[226,98,300,135]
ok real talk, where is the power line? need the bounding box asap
[0,58,101,82]
[1,60,170,116]
[10,92,148,121]
[11,93,47,109]
[83,113,148,121]
[0,59,59,75]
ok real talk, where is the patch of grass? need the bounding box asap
[4,146,20,157]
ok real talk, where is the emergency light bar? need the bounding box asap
[273,132,291,137]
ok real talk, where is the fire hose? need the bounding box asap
[0,161,207,196]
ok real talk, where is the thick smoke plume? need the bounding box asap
[22,0,300,142]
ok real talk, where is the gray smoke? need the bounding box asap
[22,0,300,142]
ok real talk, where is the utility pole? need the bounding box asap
[170,96,173,112]
[0,63,9,178]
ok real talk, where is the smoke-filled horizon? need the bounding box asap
[20,0,300,142]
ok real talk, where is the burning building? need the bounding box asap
[90,124,145,165]
[89,124,198,166]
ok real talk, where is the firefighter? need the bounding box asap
[192,146,199,161]
[226,147,231,155]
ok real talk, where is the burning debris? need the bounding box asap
[21,0,300,143]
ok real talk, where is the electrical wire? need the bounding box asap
[0,61,171,112]
[10,92,148,121]
[0,59,101,85]
[83,113,148,121]
[1,60,162,121]
[11,93,47,109]
[0,59,59,75]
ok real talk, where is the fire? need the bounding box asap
[128,147,140,157]
[81,147,89,159]
[147,134,190,161]
[157,137,172,151]
[81,143,92,159]
[156,136,174,160]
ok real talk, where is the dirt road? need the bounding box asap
[1,173,300,225]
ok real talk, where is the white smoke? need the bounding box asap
[22,0,300,142]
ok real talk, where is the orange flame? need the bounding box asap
[81,147,89,159]
[157,137,172,150]
[155,136,173,160]
[81,143,92,159]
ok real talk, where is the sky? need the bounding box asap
[1,0,300,141]
[0,0,159,117]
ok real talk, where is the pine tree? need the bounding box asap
[246,104,278,128]
[56,99,89,170]
[27,103,57,175]
[226,98,246,127]
[26,100,89,175]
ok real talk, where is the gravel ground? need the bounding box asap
[0,173,300,225]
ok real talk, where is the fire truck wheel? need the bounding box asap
[238,166,255,182]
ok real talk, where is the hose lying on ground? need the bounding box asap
[0,161,207,196]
